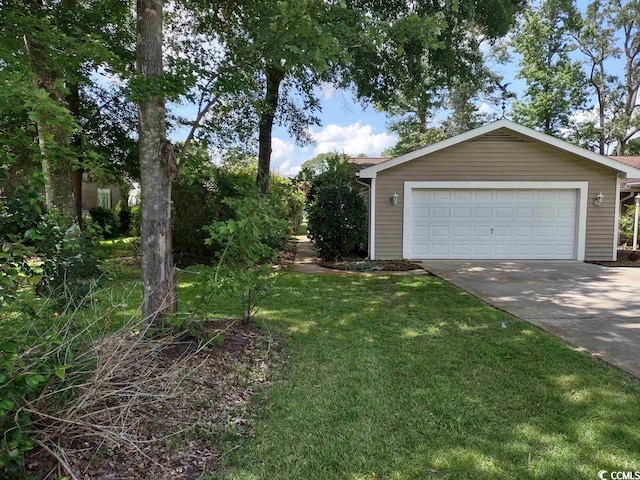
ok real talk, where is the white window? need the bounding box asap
[97,188,112,209]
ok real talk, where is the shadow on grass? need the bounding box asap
[210,273,640,480]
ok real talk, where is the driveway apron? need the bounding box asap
[421,260,640,378]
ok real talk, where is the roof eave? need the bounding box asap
[357,119,640,178]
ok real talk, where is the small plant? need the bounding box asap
[0,173,45,243]
[0,240,33,307]
[202,193,287,321]
[619,204,637,246]
[130,204,141,236]
[89,206,120,239]
[0,337,69,477]
[114,201,132,236]
[32,212,101,310]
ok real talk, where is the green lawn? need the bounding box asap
[4,244,640,479]
[209,273,640,480]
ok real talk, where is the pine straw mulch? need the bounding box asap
[588,249,640,267]
[25,320,276,480]
[319,258,424,272]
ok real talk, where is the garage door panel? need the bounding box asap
[409,188,577,259]
[516,207,534,219]
[452,226,471,237]
[453,207,471,218]
[495,207,513,219]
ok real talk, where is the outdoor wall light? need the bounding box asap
[594,192,604,206]
[391,192,399,205]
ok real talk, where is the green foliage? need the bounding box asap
[619,204,638,245]
[0,338,68,477]
[31,212,101,309]
[172,147,302,266]
[0,173,45,241]
[202,194,289,321]
[305,155,366,260]
[382,120,446,157]
[626,138,640,156]
[89,206,121,239]
[171,156,251,266]
[0,241,33,307]
[511,0,587,136]
[115,201,132,236]
[130,205,141,237]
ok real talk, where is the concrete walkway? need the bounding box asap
[421,260,640,378]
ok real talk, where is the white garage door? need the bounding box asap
[408,189,578,259]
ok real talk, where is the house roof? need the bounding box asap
[609,156,640,190]
[348,157,389,172]
[357,119,640,179]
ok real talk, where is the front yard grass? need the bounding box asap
[212,273,640,480]
[4,241,639,479]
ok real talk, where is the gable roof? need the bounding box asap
[348,157,389,172]
[357,119,640,179]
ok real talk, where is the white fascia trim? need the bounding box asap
[614,174,621,261]
[358,119,640,179]
[402,181,589,262]
[370,178,376,260]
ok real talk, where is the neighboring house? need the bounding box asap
[356,119,640,262]
[0,168,124,211]
[610,156,640,207]
[81,179,123,211]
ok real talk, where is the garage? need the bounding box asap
[356,120,640,262]
[404,185,583,260]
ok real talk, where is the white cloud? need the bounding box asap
[311,122,397,157]
[270,137,300,176]
[478,102,494,115]
[271,137,295,163]
[571,108,598,124]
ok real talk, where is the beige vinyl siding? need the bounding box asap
[374,129,618,261]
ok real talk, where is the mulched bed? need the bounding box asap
[589,249,640,267]
[26,320,276,480]
[319,258,424,272]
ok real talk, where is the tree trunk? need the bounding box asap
[137,0,177,328]
[256,65,285,196]
[24,0,77,218]
[37,131,76,214]
[67,81,84,228]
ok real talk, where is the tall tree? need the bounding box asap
[136,0,177,327]
[511,0,587,136]
[0,0,135,219]
[572,0,620,154]
[609,0,640,154]
[362,0,522,155]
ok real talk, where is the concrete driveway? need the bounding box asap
[421,260,640,378]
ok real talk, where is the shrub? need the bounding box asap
[619,204,638,246]
[32,212,101,309]
[171,151,301,266]
[89,206,120,239]
[115,201,132,236]
[202,194,289,321]
[305,155,366,260]
[0,173,45,242]
[130,204,141,236]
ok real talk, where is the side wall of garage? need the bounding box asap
[374,129,618,261]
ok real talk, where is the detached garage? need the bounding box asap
[356,120,640,262]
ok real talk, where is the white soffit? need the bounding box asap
[357,119,640,179]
